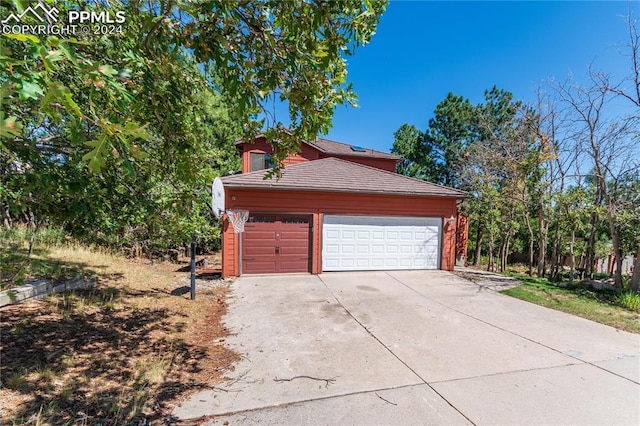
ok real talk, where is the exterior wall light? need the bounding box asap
[448,215,455,227]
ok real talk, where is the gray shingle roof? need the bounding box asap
[221,158,467,198]
[309,138,401,161]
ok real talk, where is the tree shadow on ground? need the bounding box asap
[0,285,236,424]
[453,268,521,290]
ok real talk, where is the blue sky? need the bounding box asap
[323,1,638,153]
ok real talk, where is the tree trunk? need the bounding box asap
[503,235,511,273]
[537,208,546,278]
[630,246,640,291]
[569,228,576,285]
[27,221,40,262]
[3,203,11,230]
[474,224,483,266]
[524,215,534,276]
[585,210,598,279]
[498,239,505,273]
[604,204,624,287]
[549,220,561,279]
[487,234,495,272]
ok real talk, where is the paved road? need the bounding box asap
[173,270,640,425]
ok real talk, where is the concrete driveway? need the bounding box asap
[173,270,640,425]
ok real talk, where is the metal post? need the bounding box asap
[190,236,196,300]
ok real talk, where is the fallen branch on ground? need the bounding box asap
[375,392,397,406]
[273,375,337,388]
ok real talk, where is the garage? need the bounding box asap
[219,156,468,277]
[322,215,441,271]
[242,214,311,274]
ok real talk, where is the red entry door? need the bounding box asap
[242,215,311,274]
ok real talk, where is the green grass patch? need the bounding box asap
[501,276,640,333]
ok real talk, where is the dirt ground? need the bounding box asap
[0,250,239,425]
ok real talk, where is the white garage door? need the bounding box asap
[322,215,441,271]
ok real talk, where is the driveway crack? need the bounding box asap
[384,271,640,386]
[318,275,478,425]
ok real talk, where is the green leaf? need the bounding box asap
[45,49,65,63]
[2,33,39,43]
[58,42,77,63]
[98,64,118,77]
[121,122,151,139]
[62,90,82,118]
[315,46,329,58]
[83,137,109,173]
[19,80,44,100]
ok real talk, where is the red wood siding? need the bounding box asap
[241,137,320,172]
[240,138,398,173]
[222,218,239,277]
[321,154,398,172]
[222,189,458,276]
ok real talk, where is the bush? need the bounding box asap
[615,291,640,312]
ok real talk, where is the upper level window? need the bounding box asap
[250,152,274,172]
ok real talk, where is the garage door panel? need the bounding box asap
[325,244,339,254]
[371,258,384,267]
[245,231,277,240]
[342,230,356,239]
[322,215,441,272]
[278,248,309,257]
[279,237,309,246]
[243,261,278,274]
[324,258,339,268]
[243,214,311,274]
[244,246,277,256]
[357,245,370,254]
[278,233,309,247]
[357,230,370,239]
[341,244,355,254]
[356,258,370,267]
[326,229,340,239]
[279,260,310,270]
[341,259,355,268]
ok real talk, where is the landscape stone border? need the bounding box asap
[0,277,97,308]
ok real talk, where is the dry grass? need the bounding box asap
[0,243,239,425]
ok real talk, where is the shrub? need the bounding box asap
[616,291,640,312]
